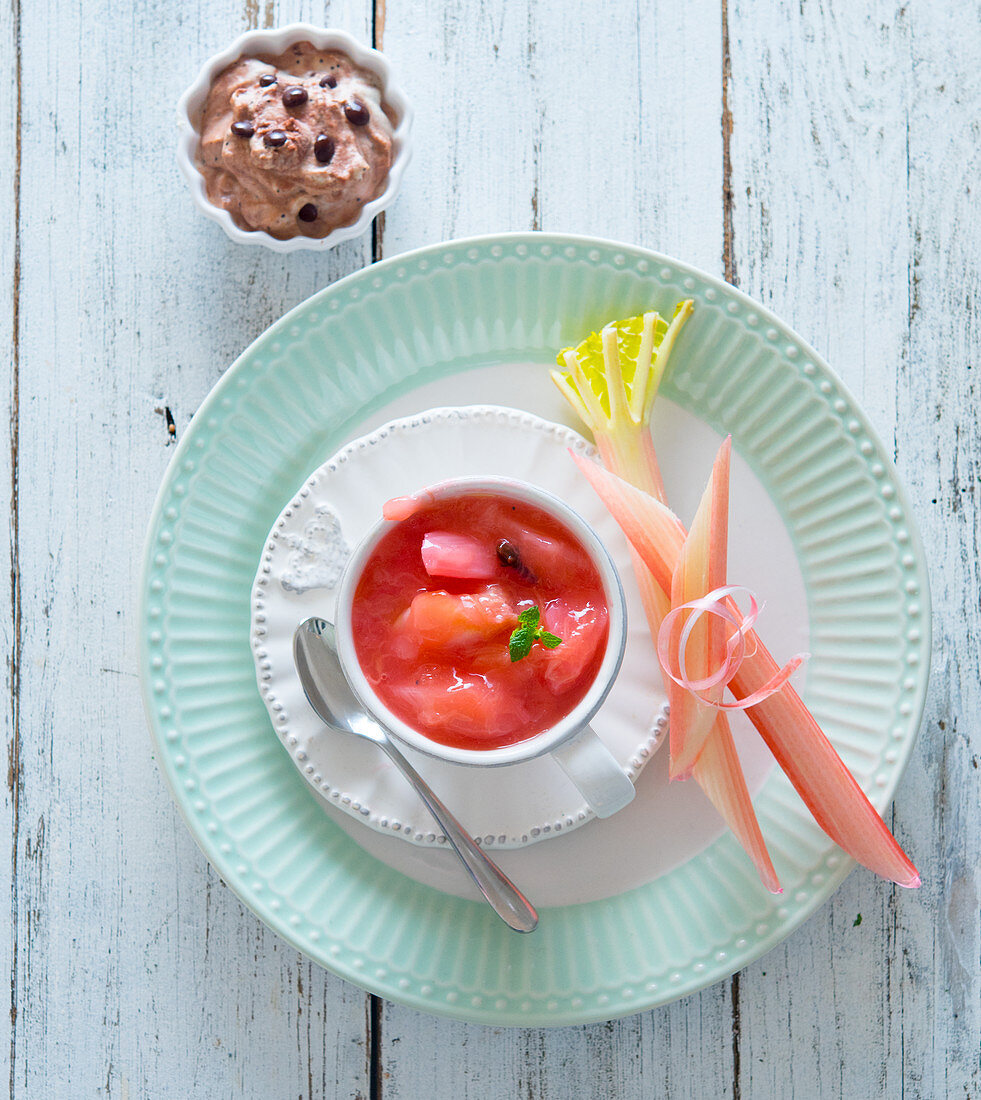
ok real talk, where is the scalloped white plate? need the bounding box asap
[251,405,670,848]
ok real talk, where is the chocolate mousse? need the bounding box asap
[197,41,396,240]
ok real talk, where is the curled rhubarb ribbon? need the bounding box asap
[657,584,808,711]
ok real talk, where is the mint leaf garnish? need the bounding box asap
[509,628,535,663]
[508,607,563,662]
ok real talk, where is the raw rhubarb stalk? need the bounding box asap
[665,437,785,890]
[557,308,918,887]
[570,450,683,595]
[658,587,806,713]
[730,644,920,887]
[552,304,694,503]
[668,437,732,780]
[572,451,920,888]
[574,451,781,891]
[557,306,782,889]
[628,544,672,640]
[694,713,782,894]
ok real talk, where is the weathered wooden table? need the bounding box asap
[3,0,978,1095]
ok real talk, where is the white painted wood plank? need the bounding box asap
[10,0,378,1095]
[888,1,981,1095]
[377,2,743,1096]
[380,985,742,1100]
[728,3,916,1095]
[727,0,980,1096]
[381,0,723,275]
[0,0,20,1094]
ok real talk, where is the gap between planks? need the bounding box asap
[721,0,737,288]
[368,1,386,1095]
[721,1,742,1095]
[233,0,386,1090]
[7,0,22,1096]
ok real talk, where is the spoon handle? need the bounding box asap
[377,739,539,933]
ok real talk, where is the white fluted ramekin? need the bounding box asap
[176,24,412,253]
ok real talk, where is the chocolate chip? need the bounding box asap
[320,74,338,88]
[343,99,370,126]
[298,203,318,222]
[314,135,335,164]
[231,120,255,139]
[258,74,277,87]
[264,130,287,148]
[282,85,308,108]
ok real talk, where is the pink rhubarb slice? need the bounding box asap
[730,645,920,887]
[421,531,499,580]
[668,436,732,780]
[693,713,782,894]
[573,452,920,888]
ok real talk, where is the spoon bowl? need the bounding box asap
[293,617,385,742]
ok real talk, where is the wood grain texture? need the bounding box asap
[381,0,722,269]
[7,0,377,1096]
[2,0,978,1095]
[727,0,980,1096]
[897,1,980,1094]
[1,0,21,1095]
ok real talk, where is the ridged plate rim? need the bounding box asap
[139,232,931,1026]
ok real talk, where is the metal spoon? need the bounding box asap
[293,617,539,933]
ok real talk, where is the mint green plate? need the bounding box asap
[140,233,929,1026]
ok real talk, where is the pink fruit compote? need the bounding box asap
[351,491,610,751]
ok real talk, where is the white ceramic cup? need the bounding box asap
[334,476,636,818]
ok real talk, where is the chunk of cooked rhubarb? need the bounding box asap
[394,586,517,652]
[542,598,609,695]
[421,531,499,580]
[386,667,535,739]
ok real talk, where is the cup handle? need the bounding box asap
[550,725,636,818]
